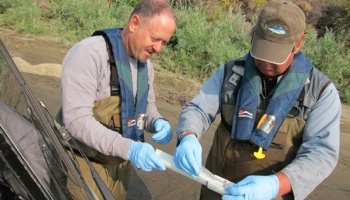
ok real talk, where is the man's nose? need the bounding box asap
[153,41,163,53]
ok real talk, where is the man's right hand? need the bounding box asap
[173,135,202,177]
[127,142,165,172]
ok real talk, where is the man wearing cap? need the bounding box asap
[173,0,340,199]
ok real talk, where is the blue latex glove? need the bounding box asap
[173,135,202,177]
[127,141,165,172]
[152,118,172,144]
[222,175,279,200]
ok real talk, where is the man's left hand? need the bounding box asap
[152,118,172,144]
[222,175,279,200]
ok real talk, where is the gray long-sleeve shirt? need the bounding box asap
[176,64,341,199]
[61,36,162,160]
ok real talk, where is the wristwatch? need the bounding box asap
[176,130,197,146]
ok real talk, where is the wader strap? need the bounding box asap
[92,31,120,96]
[289,88,305,116]
[318,80,332,100]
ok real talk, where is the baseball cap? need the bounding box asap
[250,0,306,64]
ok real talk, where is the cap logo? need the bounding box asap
[265,24,288,36]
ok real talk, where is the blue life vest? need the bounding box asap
[92,28,148,141]
[230,53,312,150]
[220,52,331,151]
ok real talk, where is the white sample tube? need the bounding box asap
[155,149,234,195]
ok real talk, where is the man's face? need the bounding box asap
[253,33,305,79]
[254,51,295,79]
[128,13,176,62]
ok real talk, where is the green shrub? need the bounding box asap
[304,29,350,102]
[162,6,250,81]
[0,0,133,43]
[0,0,44,34]
[47,0,132,42]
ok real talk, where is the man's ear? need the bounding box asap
[129,14,141,33]
[294,33,306,52]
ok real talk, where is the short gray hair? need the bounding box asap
[130,0,176,21]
